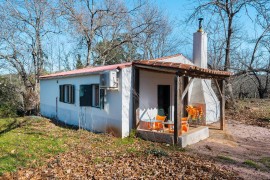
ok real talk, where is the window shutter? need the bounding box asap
[89,84,93,106]
[100,89,105,109]
[68,85,71,103]
[59,85,64,102]
[71,85,75,104]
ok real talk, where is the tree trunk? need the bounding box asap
[86,42,92,66]
[224,16,236,108]
[258,88,267,99]
[225,79,236,109]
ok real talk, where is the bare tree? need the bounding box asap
[0,0,55,113]
[60,0,178,66]
[189,0,269,106]
[231,4,270,98]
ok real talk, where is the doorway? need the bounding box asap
[158,85,170,120]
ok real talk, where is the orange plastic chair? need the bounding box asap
[150,115,166,131]
[168,117,189,133]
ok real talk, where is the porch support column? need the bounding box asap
[174,74,183,145]
[182,76,190,117]
[219,79,225,130]
[132,67,140,129]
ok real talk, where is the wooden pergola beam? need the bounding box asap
[181,77,194,100]
[214,79,223,98]
[214,79,226,130]
[134,65,231,79]
[174,74,183,145]
[132,67,140,129]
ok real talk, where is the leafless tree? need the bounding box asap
[0,0,55,113]
[60,0,179,66]
[231,4,270,98]
[189,0,270,106]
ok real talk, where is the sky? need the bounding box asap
[1,0,263,74]
[151,0,260,57]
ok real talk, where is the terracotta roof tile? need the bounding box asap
[133,58,231,78]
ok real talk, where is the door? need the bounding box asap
[158,85,170,120]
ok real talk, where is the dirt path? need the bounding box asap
[187,120,270,180]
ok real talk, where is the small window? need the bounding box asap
[80,85,92,106]
[59,84,75,104]
[80,84,105,109]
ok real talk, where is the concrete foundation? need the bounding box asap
[178,126,209,147]
[137,126,209,147]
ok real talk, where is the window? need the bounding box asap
[80,85,92,106]
[59,84,75,104]
[80,84,105,109]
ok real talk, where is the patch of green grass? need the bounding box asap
[217,155,237,163]
[260,157,270,168]
[129,129,137,138]
[165,145,186,152]
[93,157,102,164]
[0,117,76,175]
[126,147,137,153]
[243,160,259,169]
[114,137,134,146]
[145,148,168,157]
[104,157,113,164]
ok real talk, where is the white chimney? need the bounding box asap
[189,18,220,124]
[193,31,207,68]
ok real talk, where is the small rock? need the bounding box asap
[166,144,170,147]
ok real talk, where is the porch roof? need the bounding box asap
[133,59,231,79]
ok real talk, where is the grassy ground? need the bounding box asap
[1,99,268,178]
[0,117,79,175]
[0,117,237,179]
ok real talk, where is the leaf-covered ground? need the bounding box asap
[188,99,270,179]
[0,117,238,179]
[227,99,270,128]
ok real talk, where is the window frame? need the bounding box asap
[59,84,75,104]
[79,84,105,109]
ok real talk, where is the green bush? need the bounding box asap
[0,76,22,117]
[0,104,17,118]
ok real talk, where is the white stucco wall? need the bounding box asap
[40,67,133,138]
[139,70,175,121]
[189,79,220,123]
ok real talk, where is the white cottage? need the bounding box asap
[40,27,231,146]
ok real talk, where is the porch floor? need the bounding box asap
[137,126,209,147]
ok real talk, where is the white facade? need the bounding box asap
[40,67,133,138]
[139,70,175,121]
[40,28,222,138]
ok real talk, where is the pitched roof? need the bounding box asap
[40,54,231,80]
[39,62,132,79]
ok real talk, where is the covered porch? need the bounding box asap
[132,60,231,147]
